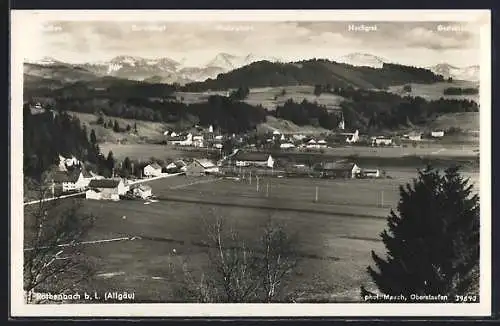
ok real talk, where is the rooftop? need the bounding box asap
[195,159,216,168]
[233,151,272,162]
[88,179,121,189]
[321,161,357,171]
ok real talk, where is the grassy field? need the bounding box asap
[257,116,330,135]
[99,142,480,164]
[26,168,479,302]
[98,143,209,161]
[427,112,480,133]
[174,86,345,111]
[387,81,480,103]
[70,111,169,144]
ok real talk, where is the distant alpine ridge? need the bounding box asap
[26,53,283,84]
[426,63,480,82]
[25,53,480,84]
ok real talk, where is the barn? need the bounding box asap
[320,162,361,179]
[86,179,128,201]
[185,159,219,177]
[233,151,275,168]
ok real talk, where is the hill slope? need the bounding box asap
[183,59,444,91]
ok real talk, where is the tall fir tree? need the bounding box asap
[362,166,479,301]
[106,151,115,177]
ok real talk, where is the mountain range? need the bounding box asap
[24,52,480,94]
[426,63,480,82]
[26,53,283,85]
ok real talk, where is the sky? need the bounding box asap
[19,18,482,68]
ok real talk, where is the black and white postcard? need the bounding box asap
[10,10,492,317]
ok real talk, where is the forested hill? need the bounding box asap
[182,59,444,92]
[23,104,101,179]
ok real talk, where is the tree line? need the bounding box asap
[182,59,444,92]
[23,104,101,179]
[443,87,479,95]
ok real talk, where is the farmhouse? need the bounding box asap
[170,133,193,146]
[306,139,319,149]
[143,163,162,177]
[431,130,445,137]
[185,159,219,176]
[280,142,295,149]
[86,178,128,201]
[361,169,380,178]
[51,169,94,192]
[233,151,275,168]
[132,184,152,199]
[408,132,422,141]
[317,140,328,148]
[192,134,204,148]
[372,137,393,146]
[320,162,361,179]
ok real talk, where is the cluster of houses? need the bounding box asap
[165,125,227,149]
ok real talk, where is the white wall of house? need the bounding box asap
[373,138,393,146]
[267,156,275,168]
[351,165,361,178]
[431,131,445,137]
[62,182,76,192]
[144,165,162,177]
[74,173,93,190]
[86,189,102,200]
[117,180,128,195]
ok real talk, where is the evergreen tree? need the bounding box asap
[113,120,120,132]
[122,157,132,177]
[90,129,97,145]
[126,124,131,132]
[134,122,138,133]
[362,166,479,301]
[313,84,322,96]
[106,151,115,176]
[96,115,104,125]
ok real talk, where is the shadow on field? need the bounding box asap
[138,235,341,262]
[154,196,388,220]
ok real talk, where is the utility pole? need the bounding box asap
[249,170,252,185]
[51,179,55,198]
[381,190,384,207]
[266,182,269,198]
[256,176,259,192]
[315,186,318,203]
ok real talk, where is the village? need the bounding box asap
[39,114,452,205]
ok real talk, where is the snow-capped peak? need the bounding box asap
[29,56,61,65]
[206,53,240,70]
[336,52,386,68]
[427,63,479,81]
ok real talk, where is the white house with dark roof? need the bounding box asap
[320,161,361,179]
[51,169,95,192]
[86,179,127,200]
[233,151,275,168]
[143,162,163,177]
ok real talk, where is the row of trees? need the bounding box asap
[274,99,341,130]
[96,116,137,133]
[43,94,267,134]
[443,87,479,95]
[182,59,444,92]
[23,105,100,179]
